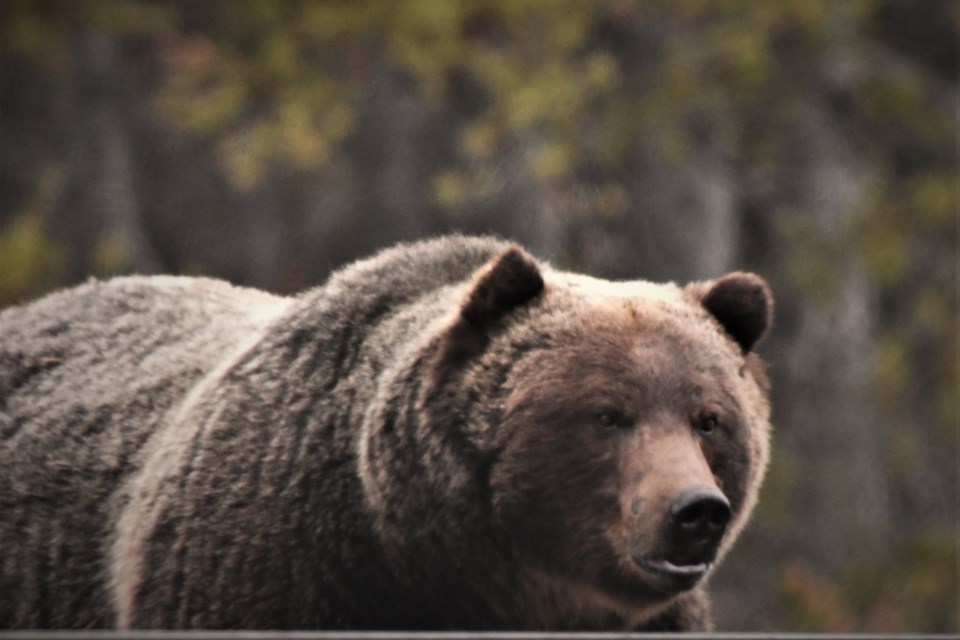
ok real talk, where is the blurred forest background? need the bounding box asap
[0,0,956,632]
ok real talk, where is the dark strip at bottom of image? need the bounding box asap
[0,632,953,640]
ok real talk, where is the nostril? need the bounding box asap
[677,502,706,528]
[709,504,731,529]
[669,487,731,544]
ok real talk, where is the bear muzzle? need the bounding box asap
[632,486,731,593]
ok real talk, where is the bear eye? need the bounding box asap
[597,410,625,429]
[696,413,720,436]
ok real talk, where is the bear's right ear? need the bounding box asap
[434,247,544,372]
[459,247,544,331]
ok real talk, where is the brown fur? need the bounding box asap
[1,236,772,630]
[485,282,771,627]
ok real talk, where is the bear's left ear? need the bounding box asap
[693,272,773,353]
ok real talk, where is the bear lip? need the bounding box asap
[641,558,709,576]
[634,557,710,592]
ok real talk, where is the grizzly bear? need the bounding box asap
[0,235,773,631]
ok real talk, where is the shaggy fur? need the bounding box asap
[0,236,773,630]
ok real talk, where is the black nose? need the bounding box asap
[666,487,731,563]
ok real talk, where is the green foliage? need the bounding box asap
[856,172,957,443]
[156,2,363,189]
[0,212,66,310]
[0,165,68,308]
[9,0,945,202]
[780,561,863,631]
[752,440,798,530]
[1,0,173,68]
[92,233,130,278]
[777,214,846,306]
[841,532,958,631]
[4,0,949,203]
[779,533,960,633]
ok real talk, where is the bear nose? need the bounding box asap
[666,487,731,563]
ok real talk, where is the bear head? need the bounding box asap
[420,246,773,621]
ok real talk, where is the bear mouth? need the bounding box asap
[634,557,709,592]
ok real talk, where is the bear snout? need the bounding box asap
[630,486,731,593]
[665,486,731,565]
